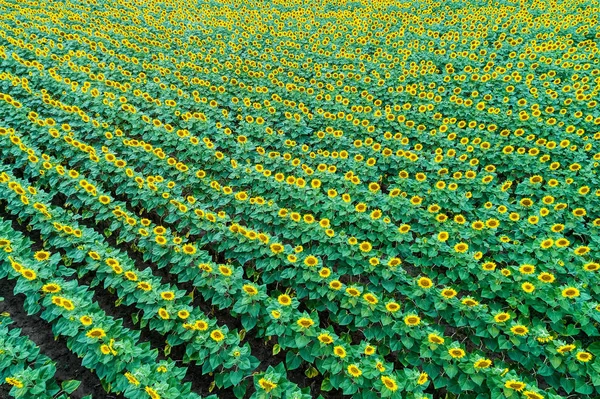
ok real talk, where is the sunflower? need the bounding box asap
[561,287,580,298]
[387,258,402,267]
[521,282,535,293]
[454,215,466,224]
[182,244,196,254]
[537,272,555,283]
[124,372,140,386]
[296,317,314,329]
[329,280,342,290]
[473,359,492,369]
[471,220,485,230]
[482,262,496,271]
[428,333,445,344]
[98,195,111,204]
[523,391,544,399]
[510,325,529,336]
[363,180,381,193]
[486,218,500,228]
[137,281,152,291]
[318,268,331,278]
[210,329,225,342]
[242,284,258,296]
[333,345,347,358]
[381,375,398,391]
[269,243,284,254]
[347,364,362,378]
[494,312,511,323]
[410,196,423,205]
[177,310,190,319]
[160,291,175,301]
[318,333,333,344]
[417,372,428,385]
[277,294,291,306]
[20,269,37,280]
[86,328,106,339]
[346,287,361,297]
[195,320,209,331]
[448,348,466,359]
[520,198,533,207]
[461,297,479,306]
[124,271,138,281]
[504,380,526,391]
[386,302,400,313]
[5,377,23,388]
[404,314,421,326]
[417,277,433,289]
[359,241,372,252]
[583,262,599,272]
[454,242,469,253]
[158,308,170,320]
[34,250,51,261]
[441,288,457,299]
[355,203,367,212]
[574,246,590,256]
[258,378,277,392]
[551,223,564,232]
[576,351,592,362]
[145,387,161,399]
[557,344,576,354]
[304,255,319,267]
[61,299,74,311]
[398,224,411,234]
[363,293,379,305]
[519,264,535,274]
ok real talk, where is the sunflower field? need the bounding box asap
[0,0,599,398]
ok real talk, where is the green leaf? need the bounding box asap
[587,341,600,357]
[285,351,302,370]
[305,366,319,378]
[61,380,81,394]
[272,344,281,355]
[549,356,562,369]
[230,370,244,386]
[445,364,458,378]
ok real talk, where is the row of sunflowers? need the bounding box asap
[0,306,82,399]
